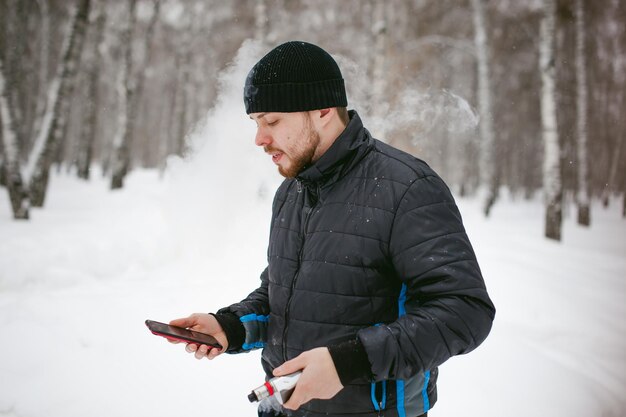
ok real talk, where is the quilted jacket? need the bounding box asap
[217,111,495,417]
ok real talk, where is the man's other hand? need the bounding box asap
[273,347,344,410]
[168,313,229,360]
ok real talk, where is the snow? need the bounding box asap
[1,40,625,417]
[1,171,624,417]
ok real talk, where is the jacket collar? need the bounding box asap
[296,110,373,187]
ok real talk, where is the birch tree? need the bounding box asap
[539,0,562,240]
[166,11,192,160]
[110,0,137,190]
[471,0,498,216]
[4,0,28,150]
[604,133,624,206]
[77,2,106,180]
[33,0,51,145]
[0,58,29,219]
[130,0,160,158]
[27,0,91,207]
[172,48,191,157]
[255,0,268,43]
[0,151,5,187]
[368,0,389,138]
[574,0,590,226]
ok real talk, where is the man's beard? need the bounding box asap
[266,116,320,178]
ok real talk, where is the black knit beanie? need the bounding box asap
[244,41,348,114]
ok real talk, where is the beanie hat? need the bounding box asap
[244,41,348,114]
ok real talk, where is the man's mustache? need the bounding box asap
[264,146,282,154]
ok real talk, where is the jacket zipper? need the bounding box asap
[282,182,317,362]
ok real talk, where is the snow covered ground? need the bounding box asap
[0,168,624,417]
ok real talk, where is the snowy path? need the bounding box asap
[0,171,624,417]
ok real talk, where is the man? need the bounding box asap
[170,41,495,417]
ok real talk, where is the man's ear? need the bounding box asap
[313,108,333,128]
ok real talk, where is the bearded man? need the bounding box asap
[170,41,495,417]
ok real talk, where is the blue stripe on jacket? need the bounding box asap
[239,314,269,350]
[396,283,431,416]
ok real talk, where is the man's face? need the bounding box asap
[250,112,321,178]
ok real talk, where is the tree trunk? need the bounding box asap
[33,0,51,149]
[368,0,388,138]
[77,3,106,180]
[540,0,562,241]
[26,0,91,207]
[4,0,28,155]
[0,58,29,219]
[255,0,268,43]
[166,68,180,160]
[130,0,160,167]
[174,49,191,157]
[0,152,5,187]
[575,0,590,226]
[601,132,624,207]
[471,0,498,217]
[110,0,137,190]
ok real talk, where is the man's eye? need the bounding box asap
[267,120,279,126]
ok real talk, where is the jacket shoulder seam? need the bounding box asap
[307,229,389,244]
[372,145,429,180]
[317,200,397,215]
[391,231,467,260]
[403,257,478,281]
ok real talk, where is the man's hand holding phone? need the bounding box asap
[166,313,229,360]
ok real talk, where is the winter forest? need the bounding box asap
[1,0,625,238]
[1,1,625,417]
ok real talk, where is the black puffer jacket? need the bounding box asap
[217,111,495,417]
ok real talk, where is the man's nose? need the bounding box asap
[255,127,271,147]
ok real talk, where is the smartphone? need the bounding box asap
[145,319,222,348]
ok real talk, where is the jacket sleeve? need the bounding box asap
[215,266,270,353]
[357,174,495,380]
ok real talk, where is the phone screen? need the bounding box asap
[145,320,222,348]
